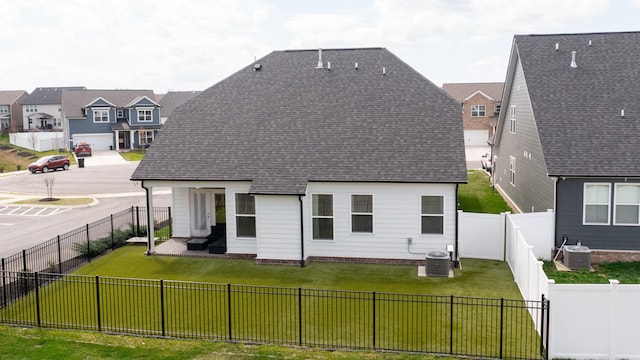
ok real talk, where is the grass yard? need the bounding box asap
[543,260,640,284]
[73,245,522,298]
[0,133,76,172]
[458,170,512,214]
[118,150,146,161]
[0,325,451,360]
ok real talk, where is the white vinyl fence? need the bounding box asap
[10,132,65,152]
[499,211,640,359]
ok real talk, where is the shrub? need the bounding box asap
[73,228,136,257]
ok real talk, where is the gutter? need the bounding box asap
[298,195,305,267]
[141,180,153,255]
[454,183,460,267]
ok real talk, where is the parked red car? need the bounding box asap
[74,142,92,157]
[28,155,71,173]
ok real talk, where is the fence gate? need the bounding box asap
[458,211,505,260]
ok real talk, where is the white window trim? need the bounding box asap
[92,108,110,123]
[583,183,611,225]
[350,193,374,235]
[509,105,516,134]
[137,107,153,122]
[420,194,445,236]
[509,156,516,186]
[235,193,256,239]
[312,193,334,240]
[471,104,486,117]
[116,109,124,118]
[613,183,640,226]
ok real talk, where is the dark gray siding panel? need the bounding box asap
[556,177,640,250]
[69,118,113,134]
[494,57,554,213]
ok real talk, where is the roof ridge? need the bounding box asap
[520,31,640,37]
[282,47,384,53]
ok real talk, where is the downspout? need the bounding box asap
[141,180,154,255]
[454,183,460,268]
[298,195,305,267]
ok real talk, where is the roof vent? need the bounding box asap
[253,63,262,71]
[570,51,578,68]
[382,67,386,76]
[355,62,358,70]
[327,61,331,71]
[555,43,559,51]
[621,109,625,117]
[588,39,592,46]
[316,48,324,68]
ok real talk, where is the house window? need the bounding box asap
[509,156,516,186]
[117,109,124,118]
[583,184,611,225]
[312,194,333,240]
[351,194,373,233]
[139,130,154,145]
[614,184,640,225]
[0,105,9,113]
[509,106,516,133]
[93,109,109,123]
[26,105,37,112]
[235,193,256,237]
[471,105,486,117]
[495,104,501,113]
[421,195,444,235]
[137,108,153,122]
[53,118,61,127]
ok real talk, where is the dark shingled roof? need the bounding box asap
[513,32,640,177]
[158,91,201,117]
[132,48,467,194]
[23,87,86,105]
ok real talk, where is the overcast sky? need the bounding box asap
[3,0,639,93]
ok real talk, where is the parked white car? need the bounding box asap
[481,152,492,173]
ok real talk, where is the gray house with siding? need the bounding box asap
[62,89,161,151]
[492,32,640,253]
[132,48,467,265]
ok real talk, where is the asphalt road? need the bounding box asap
[0,162,170,258]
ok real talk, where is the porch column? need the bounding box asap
[129,131,135,150]
[143,182,156,254]
[115,130,120,151]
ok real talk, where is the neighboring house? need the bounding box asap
[158,91,201,124]
[0,90,28,131]
[62,89,161,151]
[442,82,503,146]
[132,48,467,265]
[492,32,640,254]
[22,87,85,131]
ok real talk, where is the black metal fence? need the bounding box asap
[0,207,171,275]
[0,271,549,359]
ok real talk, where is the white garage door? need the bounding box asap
[72,133,114,151]
[464,130,489,146]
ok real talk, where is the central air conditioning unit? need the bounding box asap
[563,245,591,270]
[426,251,450,277]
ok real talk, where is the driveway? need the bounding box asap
[76,150,127,166]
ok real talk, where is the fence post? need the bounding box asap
[298,288,302,346]
[136,206,141,237]
[450,295,454,354]
[57,235,62,273]
[160,279,165,337]
[22,250,27,271]
[131,206,135,236]
[372,291,376,349]
[499,298,504,359]
[34,272,41,327]
[227,283,232,341]
[1,258,6,307]
[86,224,91,261]
[168,207,172,239]
[96,275,101,331]
[110,214,115,249]
[541,294,549,359]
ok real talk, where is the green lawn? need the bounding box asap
[0,325,450,360]
[73,245,521,298]
[543,260,640,284]
[458,170,512,214]
[118,150,146,161]
[0,133,76,172]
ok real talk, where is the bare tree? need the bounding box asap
[42,173,56,200]
[28,130,38,151]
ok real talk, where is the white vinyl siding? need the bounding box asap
[584,183,611,225]
[256,195,301,261]
[614,184,640,226]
